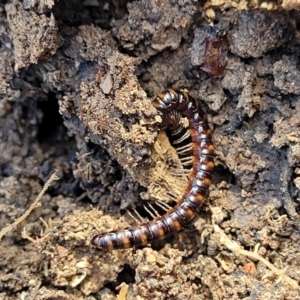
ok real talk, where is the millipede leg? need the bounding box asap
[171,124,184,136]
[166,191,179,201]
[173,130,191,144]
[144,203,161,218]
[128,210,147,223]
[156,200,173,211]
[176,143,193,155]
[170,169,191,176]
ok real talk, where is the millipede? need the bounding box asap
[90,89,214,250]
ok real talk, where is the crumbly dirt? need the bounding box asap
[1,1,300,299]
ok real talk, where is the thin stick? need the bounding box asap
[0,170,59,241]
[214,224,298,289]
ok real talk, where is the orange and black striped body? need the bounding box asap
[90,89,214,250]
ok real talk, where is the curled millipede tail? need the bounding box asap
[90,89,214,249]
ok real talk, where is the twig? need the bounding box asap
[0,170,59,241]
[214,224,298,289]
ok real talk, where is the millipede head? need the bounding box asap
[152,89,179,112]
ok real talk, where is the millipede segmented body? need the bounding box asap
[90,89,214,250]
